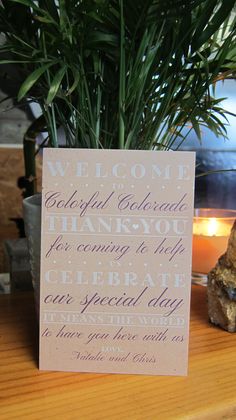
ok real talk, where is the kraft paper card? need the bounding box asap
[40,148,195,376]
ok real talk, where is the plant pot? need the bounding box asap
[23,193,41,317]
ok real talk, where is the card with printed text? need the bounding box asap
[39,148,195,375]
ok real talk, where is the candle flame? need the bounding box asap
[207,218,218,236]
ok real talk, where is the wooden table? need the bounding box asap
[1,285,236,420]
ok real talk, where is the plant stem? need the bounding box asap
[41,32,58,147]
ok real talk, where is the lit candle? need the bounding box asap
[192,209,236,274]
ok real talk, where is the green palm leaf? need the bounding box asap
[17,63,56,101]
[46,65,67,104]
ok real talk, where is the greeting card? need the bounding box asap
[40,148,195,375]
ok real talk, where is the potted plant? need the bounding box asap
[0,0,235,299]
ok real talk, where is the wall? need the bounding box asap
[179,79,236,210]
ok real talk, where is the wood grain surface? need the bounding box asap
[0,285,236,420]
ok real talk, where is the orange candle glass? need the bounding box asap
[192,208,236,277]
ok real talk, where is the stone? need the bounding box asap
[207,221,236,332]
